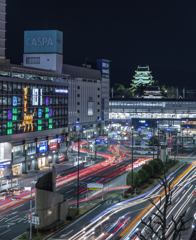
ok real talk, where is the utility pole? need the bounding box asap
[30,187,32,240]
[131,127,134,193]
[153,125,155,179]
[77,136,80,210]
[157,121,159,158]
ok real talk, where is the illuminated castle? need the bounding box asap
[130,65,155,92]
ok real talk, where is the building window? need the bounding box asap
[77,118,80,121]
[98,95,100,98]
[77,102,80,105]
[98,109,100,112]
[98,102,100,105]
[27,143,36,155]
[77,86,80,89]
[77,94,80,97]
[78,110,80,113]
[26,57,40,64]
[98,88,100,90]
[13,145,24,159]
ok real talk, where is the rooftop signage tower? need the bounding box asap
[131,65,155,92]
[23,30,63,73]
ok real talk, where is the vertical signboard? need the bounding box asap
[97,59,110,78]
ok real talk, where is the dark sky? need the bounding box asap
[6,0,196,88]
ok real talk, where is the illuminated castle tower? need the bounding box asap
[130,65,155,92]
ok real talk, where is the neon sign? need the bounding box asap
[19,87,36,132]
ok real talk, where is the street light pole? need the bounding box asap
[77,136,80,210]
[131,127,133,193]
[153,125,155,179]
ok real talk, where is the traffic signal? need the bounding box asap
[28,213,32,222]
[169,137,173,141]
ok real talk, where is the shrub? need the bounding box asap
[126,172,140,188]
[154,158,164,171]
[142,164,153,178]
[149,160,160,174]
[138,169,148,184]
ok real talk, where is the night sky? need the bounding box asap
[6,0,196,89]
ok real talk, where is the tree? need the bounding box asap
[142,164,153,178]
[149,160,160,175]
[126,172,140,188]
[149,136,159,146]
[139,172,192,240]
[138,169,148,184]
[165,86,177,98]
[154,158,164,172]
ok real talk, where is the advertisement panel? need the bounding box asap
[87,183,103,190]
[24,30,63,54]
[97,59,110,78]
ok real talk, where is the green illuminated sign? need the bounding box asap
[7,122,13,128]
[7,128,13,135]
[12,115,17,121]
[49,118,53,124]
[38,120,42,125]
[45,113,49,118]
[45,108,49,113]
[49,124,53,129]
[38,126,42,131]
[12,108,18,114]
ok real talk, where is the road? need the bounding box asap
[48,162,192,240]
[0,139,140,240]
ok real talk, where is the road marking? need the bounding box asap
[12,204,24,210]
[61,229,73,237]
[68,197,73,201]
[52,204,101,237]
[0,228,11,235]
[66,190,73,193]
[187,207,190,213]
[5,215,18,222]
[192,199,196,204]
[12,231,27,240]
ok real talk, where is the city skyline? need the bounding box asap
[6,0,196,88]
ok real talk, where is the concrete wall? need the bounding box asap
[35,188,68,228]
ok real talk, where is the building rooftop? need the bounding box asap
[145,86,160,91]
[62,64,102,80]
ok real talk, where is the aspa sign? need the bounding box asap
[24,30,63,54]
[55,89,68,93]
[26,37,53,47]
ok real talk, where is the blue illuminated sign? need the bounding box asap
[38,141,48,152]
[0,165,5,168]
[145,123,149,127]
[38,109,42,118]
[147,134,152,137]
[137,127,142,131]
[12,96,18,107]
[56,138,62,141]
[24,30,63,54]
[166,128,171,132]
[186,126,190,129]
[95,139,101,143]
[97,59,110,78]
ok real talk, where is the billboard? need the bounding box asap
[97,59,110,78]
[87,183,103,190]
[24,30,63,54]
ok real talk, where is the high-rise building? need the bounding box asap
[130,65,154,92]
[0,0,6,60]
